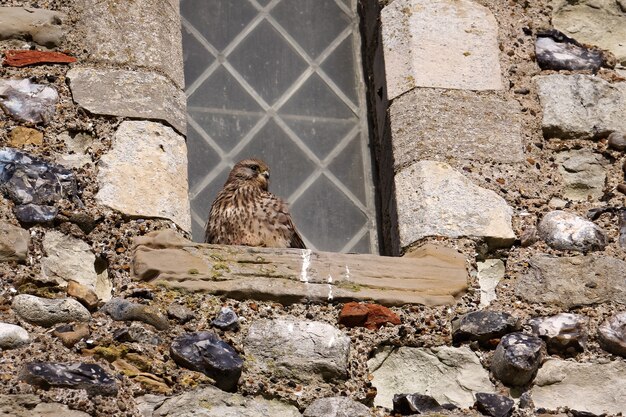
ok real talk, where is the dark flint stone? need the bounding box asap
[535,29,611,72]
[212,307,239,330]
[392,393,451,415]
[607,131,626,151]
[474,392,514,417]
[170,331,243,392]
[14,203,57,224]
[491,333,544,386]
[451,311,520,348]
[21,362,117,396]
[620,210,626,248]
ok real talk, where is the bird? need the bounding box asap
[204,158,306,249]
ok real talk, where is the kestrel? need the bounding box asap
[204,158,306,249]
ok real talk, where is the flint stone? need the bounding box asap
[515,255,626,309]
[212,307,239,330]
[608,131,626,151]
[101,297,169,331]
[78,0,183,88]
[538,210,607,251]
[21,362,117,396]
[245,319,350,383]
[0,323,29,349]
[67,68,186,135]
[368,345,494,409]
[0,7,67,47]
[138,385,301,417]
[170,332,243,392]
[491,333,544,386]
[451,311,519,348]
[535,30,608,72]
[113,324,162,345]
[529,313,587,355]
[536,74,626,139]
[556,150,608,202]
[381,0,502,99]
[303,397,373,417]
[395,161,515,248]
[41,231,111,302]
[553,0,626,65]
[0,79,58,124]
[474,393,514,417]
[533,358,626,415]
[392,393,446,415]
[96,121,191,232]
[389,89,523,169]
[477,259,504,307]
[0,395,91,417]
[166,302,194,324]
[0,222,29,262]
[598,311,626,357]
[12,294,90,327]
[14,204,57,224]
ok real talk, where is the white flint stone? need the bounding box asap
[0,323,29,349]
[381,0,502,99]
[477,259,504,307]
[368,345,495,409]
[538,210,607,252]
[96,121,191,233]
[394,161,515,248]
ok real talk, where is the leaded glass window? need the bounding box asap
[181,0,378,253]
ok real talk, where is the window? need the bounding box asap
[181,0,378,253]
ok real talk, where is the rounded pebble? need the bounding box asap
[11,294,91,327]
[608,131,626,151]
[537,210,607,252]
[598,311,626,357]
[0,322,30,349]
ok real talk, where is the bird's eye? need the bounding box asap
[250,165,259,172]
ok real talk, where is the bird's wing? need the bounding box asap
[262,192,306,249]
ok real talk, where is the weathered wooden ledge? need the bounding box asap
[132,230,468,306]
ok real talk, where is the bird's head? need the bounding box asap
[226,158,271,190]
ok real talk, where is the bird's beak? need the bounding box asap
[261,171,270,180]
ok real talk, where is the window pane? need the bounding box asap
[182,0,378,253]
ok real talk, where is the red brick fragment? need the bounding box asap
[3,50,77,67]
[363,304,401,330]
[338,302,401,330]
[338,301,369,327]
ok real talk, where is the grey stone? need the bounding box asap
[12,294,91,327]
[451,311,520,347]
[394,161,515,248]
[598,311,626,357]
[0,7,67,47]
[55,132,98,169]
[0,395,91,417]
[167,302,194,324]
[21,362,117,396]
[139,386,302,417]
[96,121,191,232]
[101,297,169,330]
[0,323,29,349]
[608,131,626,151]
[244,319,350,383]
[556,150,608,201]
[389,89,523,169]
[381,0,502,99]
[78,0,184,88]
[0,222,29,262]
[528,313,587,355]
[477,259,505,307]
[0,79,58,124]
[515,255,626,309]
[367,345,495,409]
[535,74,626,139]
[67,68,186,135]
[535,30,607,72]
[303,397,372,417]
[491,333,544,386]
[41,231,112,301]
[212,307,239,330]
[553,0,626,65]
[533,358,626,415]
[113,324,162,345]
[538,210,607,251]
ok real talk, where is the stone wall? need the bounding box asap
[1,0,626,416]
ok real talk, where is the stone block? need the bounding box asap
[0,7,67,47]
[394,161,515,248]
[381,0,502,99]
[390,88,523,169]
[536,74,626,139]
[67,68,186,135]
[96,121,191,232]
[78,0,184,88]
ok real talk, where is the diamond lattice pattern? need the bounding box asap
[182,0,377,253]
